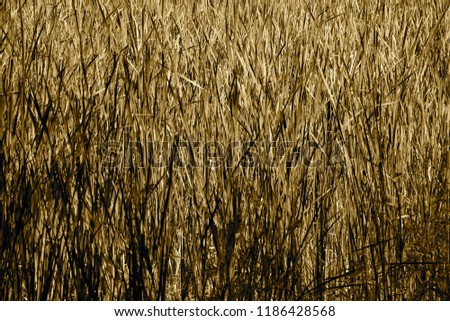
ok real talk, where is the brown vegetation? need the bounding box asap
[1,0,449,300]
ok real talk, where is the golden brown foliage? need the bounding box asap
[1,0,448,300]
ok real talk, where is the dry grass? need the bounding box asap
[1,0,449,300]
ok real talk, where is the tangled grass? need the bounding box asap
[1,0,449,300]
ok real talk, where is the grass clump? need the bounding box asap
[1,0,449,300]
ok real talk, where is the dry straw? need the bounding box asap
[1,0,448,300]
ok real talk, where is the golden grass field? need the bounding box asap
[1,0,449,300]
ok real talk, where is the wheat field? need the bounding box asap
[1,0,449,300]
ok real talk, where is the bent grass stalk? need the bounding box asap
[1,0,448,300]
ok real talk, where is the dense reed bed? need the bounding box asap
[1,0,448,300]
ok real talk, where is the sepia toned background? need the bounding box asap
[1,0,448,300]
